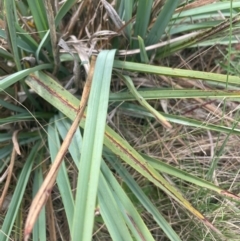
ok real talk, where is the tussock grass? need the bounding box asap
[1,1,240,240]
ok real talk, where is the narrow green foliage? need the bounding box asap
[98,172,134,241]
[0,64,53,91]
[100,161,156,241]
[123,0,133,40]
[26,0,48,39]
[138,36,149,63]
[0,142,40,241]
[4,0,21,70]
[1,1,240,240]
[145,0,180,46]
[48,119,75,234]
[72,50,116,241]
[105,151,182,241]
[132,0,153,49]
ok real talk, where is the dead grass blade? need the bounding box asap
[12,130,21,155]
[0,130,21,210]
[0,149,16,210]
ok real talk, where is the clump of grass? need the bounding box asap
[1,1,240,240]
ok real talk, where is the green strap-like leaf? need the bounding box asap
[98,171,134,241]
[0,142,40,241]
[132,0,153,49]
[0,64,53,91]
[104,149,182,241]
[48,119,75,234]
[72,50,116,241]
[145,0,180,47]
[4,0,21,70]
[100,160,156,241]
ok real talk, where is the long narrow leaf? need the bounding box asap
[132,0,153,49]
[120,74,171,128]
[54,113,82,167]
[48,119,75,234]
[26,0,48,39]
[0,64,53,91]
[4,0,21,70]
[118,103,240,135]
[0,142,39,241]
[113,60,240,85]
[72,50,116,241]
[101,160,155,241]
[98,171,133,241]
[104,149,182,241]
[109,89,240,101]
[143,154,240,200]
[172,2,240,19]
[145,0,180,46]
[123,0,133,40]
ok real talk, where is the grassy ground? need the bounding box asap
[1,1,240,240]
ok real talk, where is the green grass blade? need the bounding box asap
[0,64,53,91]
[103,123,212,227]
[132,0,153,49]
[0,112,53,125]
[145,0,180,46]
[15,25,38,52]
[98,171,133,241]
[118,103,240,135]
[0,99,26,113]
[26,0,48,39]
[0,28,35,53]
[72,50,116,241]
[113,60,240,85]
[143,154,240,200]
[138,36,149,63]
[101,160,155,241]
[172,2,240,19]
[55,0,78,26]
[48,118,75,234]
[123,0,133,40]
[54,113,82,167]
[0,142,40,241]
[109,89,240,101]
[120,74,171,128]
[0,132,40,142]
[104,150,182,241]
[4,0,21,70]
[25,70,79,117]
